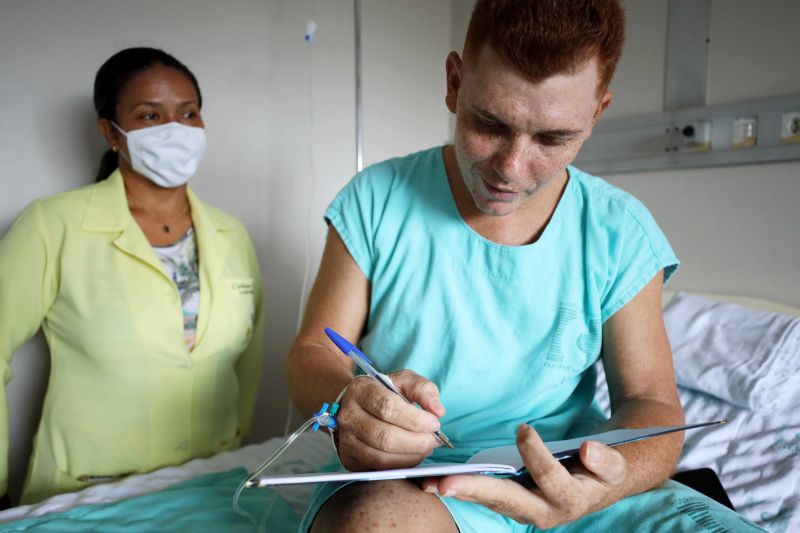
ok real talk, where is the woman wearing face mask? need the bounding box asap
[0,47,264,505]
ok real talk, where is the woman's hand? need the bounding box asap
[422,424,628,529]
[334,369,446,471]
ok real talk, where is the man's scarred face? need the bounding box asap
[446,46,611,217]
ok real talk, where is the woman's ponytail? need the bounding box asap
[95,148,118,182]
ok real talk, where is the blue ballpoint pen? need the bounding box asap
[324,327,455,449]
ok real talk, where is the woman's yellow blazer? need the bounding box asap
[0,170,264,504]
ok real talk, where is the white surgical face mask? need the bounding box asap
[113,121,207,188]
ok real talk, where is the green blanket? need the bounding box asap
[0,468,300,532]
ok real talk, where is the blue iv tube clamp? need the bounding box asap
[312,402,340,432]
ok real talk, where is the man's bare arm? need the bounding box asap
[589,269,685,508]
[287,228,369,417]
[287,228,445,470]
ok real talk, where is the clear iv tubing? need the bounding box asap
[232,412,337,527]
[285,11,319,439]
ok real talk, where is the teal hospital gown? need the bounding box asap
[300,147,761,532]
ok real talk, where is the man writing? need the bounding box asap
[288,1,759,530]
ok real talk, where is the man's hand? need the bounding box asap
[422,424,627,529]
[335,369,446,471]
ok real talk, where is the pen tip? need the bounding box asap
[437,432,455,449]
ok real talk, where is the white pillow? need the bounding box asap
[664,291,800,412]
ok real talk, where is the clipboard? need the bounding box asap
[250,420,725,487]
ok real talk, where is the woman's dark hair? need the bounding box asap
[93,47,202,182]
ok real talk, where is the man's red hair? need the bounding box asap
[463,0,625,95]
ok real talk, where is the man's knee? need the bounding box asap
[310,480,457,533]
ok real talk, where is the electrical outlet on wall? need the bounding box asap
[681,120,712,152]
[780,112,800,143]
[732,117,758,148]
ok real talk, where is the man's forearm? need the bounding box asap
[592,397,685,511]
[287,341,355,418]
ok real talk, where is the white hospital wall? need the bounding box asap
[0,0,451,503]
[450,0,800,307]
[604,0,800,308]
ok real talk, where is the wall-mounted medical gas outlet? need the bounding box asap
[573,93,800,174]
[732,117,757,148]
[572,1,800,174]
[681,120,712,152]
[781,112,800,144]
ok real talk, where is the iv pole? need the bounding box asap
[354,0,364,172]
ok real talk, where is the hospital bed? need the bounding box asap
[0,290,797,531]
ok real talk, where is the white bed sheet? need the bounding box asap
[595,365,800,533]
[0,431,334,524]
